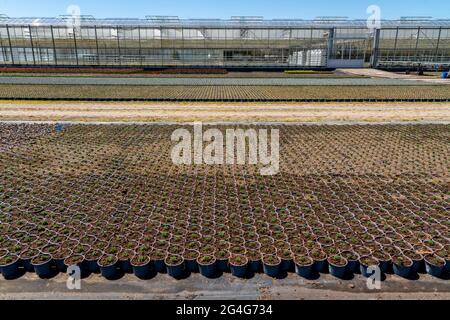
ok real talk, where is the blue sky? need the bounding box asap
[0,0,449,19]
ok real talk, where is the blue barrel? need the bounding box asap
[56,123,64,133]
[442,71,449,79]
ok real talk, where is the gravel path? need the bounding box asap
[0,76,436,86]
[0,101,449,123]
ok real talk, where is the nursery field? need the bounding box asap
[0,84,449,101]
[0,76,430,86]
[0,123,449,283]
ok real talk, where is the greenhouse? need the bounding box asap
[0,15,449,69]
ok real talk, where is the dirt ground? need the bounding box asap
[0,101,449,123]
[1,272,449,300]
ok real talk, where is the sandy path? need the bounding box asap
[0,101,449,122]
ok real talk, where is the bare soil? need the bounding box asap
[0,101,449,123]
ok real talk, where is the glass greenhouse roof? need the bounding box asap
[0,15,450,28]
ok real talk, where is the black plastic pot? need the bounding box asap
[328,258,348,279]
[378,259,392,274]
[425,256,446,278]
[393,257,413,278]
[98,256,118,279]
[230,257,248,278]
[119,259,132,273]
[63,255,86,276]
[294,257,314,279]
[249,259,262,273]
[262,256,281,278]
[280,258,294,272]
[341,252,360,274]
[409,255,425,274]
[32,256,53,278]
[197,256,217,278]
[184,252,199,273]
[52,250,73,272]
[85,258,100,273]
[360,258,380,278]
[0,255,20,279]
[21,257,36,272]
[131,260,152,279]
[313,257,328,273]
[153,258,167,273]
[165,256,185,279]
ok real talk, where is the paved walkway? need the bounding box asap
[339,68,450,84]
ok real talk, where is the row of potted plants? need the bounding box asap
[1,124,448,283]
[1,244,448,280]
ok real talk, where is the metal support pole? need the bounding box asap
[73,28,79,65]
[160,27,164,67]
[181,27,185,67]
[327,27,335,61]
[6,25,14,64]
[370,28,381,68]
[435,27,442,62]
[138,26,143,66]
[94,26,100,65]
[414,27,421,68]
[415,26,421,52]
[28,25,36,65]
[288,28,292,67]
[393,27,399,62]
[117,26,121,66]
[50,26,58,65]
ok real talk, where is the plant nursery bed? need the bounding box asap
[0,124,449,282]
[0,84,449,101]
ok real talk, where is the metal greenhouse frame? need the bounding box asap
[0,15,449,70]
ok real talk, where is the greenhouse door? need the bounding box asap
[327,37,369,68]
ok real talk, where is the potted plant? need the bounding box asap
[372,250,392,273]
[310,249,328,273]
[85,249,102,273]
[245,250,261,273]
[150,249,167,273]
[197,255,217,278]
[279,249,294,272]
[183,250,199,273]
[359,256,380,278]
[436,248,449,272]
[131,255,152,279]
[403,250,424,274]
[165,254,185,279]
[392,255,414,278]
[98,255,118,279]
[339,250,358,272]
[20,248,40,272]
[118,249,133,273]
[215,249,231,272]
[64,255,85,274]
[424,254,446,278]
[328,255,348,279]
[0,254,20,279]
[229,255,248,278]
[262,255,281,278]
[294,255,314,279]
[51,248,73,272]
[31,254,53,278]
